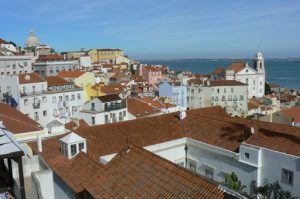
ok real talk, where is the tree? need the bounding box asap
[265,82,272,95]
[224,172,246,192]
[250,180,292,199]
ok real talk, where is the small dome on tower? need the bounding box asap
[26,29,39,47]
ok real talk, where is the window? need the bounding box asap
[71,144,77,156]
[71,94,75,101]
[205,167,214,179]
[77,94,81,100]
[224,88,226,93]
[217,89,220,93]
[188,159,197,172]
[65,95,69,101]
[43,110,47,116]
[244,152,250,159]
[231,88,234,93]
[59,96,63,102]
[91,103,95,110]
[123,111,126,117]
[240,95,244,101]
[34,112,39,120]
[52,97,56,103]
[32,86,35,93]
[281,169,293,186]
[42,97,46,103]
[91,117,95,125]
[79,143,84,151]
[24,99,29,105]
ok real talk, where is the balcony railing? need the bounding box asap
[20,90,47,97]
[104,101,126,112]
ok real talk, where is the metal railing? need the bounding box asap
[104,101,126,111]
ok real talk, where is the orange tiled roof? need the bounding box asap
[58,71,86,78]
[18,73,46,84]
[212,68,225,75]
[227,62,246,73]
[127,98,161,117]
[83,145,226,199]
[0,38,9,44]
[210,80,247,86]
[139,96,176,109]
[44,76,72,87]
[0,102,42,134]
[37,54,64,61]
[99,84,124,95]
[143,66,161,72]
[29,106,300,196]
[281,106,300,123]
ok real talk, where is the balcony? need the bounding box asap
[20,90,47,97]
[104,101,126,112]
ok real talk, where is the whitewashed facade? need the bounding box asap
[79,95,128,125]
[0,55,33,75]
[187,80,248,116]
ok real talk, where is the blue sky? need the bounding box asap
[1,0,300,59]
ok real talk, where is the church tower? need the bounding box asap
[253,51,265,74]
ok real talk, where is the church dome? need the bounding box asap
[26,30,39,47]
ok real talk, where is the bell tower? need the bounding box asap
[253,51,265,74]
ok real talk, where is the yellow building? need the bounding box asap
[85,83,106,101]
[58,71,96,101]
[88,48,124,63]
[61,50,87,59]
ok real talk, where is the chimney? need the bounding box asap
[207,80,210,86]
[292,118,295,126]
[37,135,42,152]
[250,127,255,134]
[179,111,186,120]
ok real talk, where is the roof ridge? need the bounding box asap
[0,113,41,130]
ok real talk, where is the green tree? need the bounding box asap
[250,180,292,199]
[265,82,272,95]
[224,172,246,192]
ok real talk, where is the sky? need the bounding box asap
[1,0,300,59]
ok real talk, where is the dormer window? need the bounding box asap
[60,132,87,159]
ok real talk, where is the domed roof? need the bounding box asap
[26,30,39,47]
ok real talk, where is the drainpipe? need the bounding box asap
[184,144,188,168]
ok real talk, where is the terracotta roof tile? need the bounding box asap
[210,80,247,86]
[37,54,64,61]
[58,71,86,78]
[0,102,43,134]
[127,98,161,117]
[143,66,161,72]
[18,73,46,84]
[83,145,226,199]
[227,62,246,73]
[281,106,300,123]
[97,94,121,102]
[44,76,72,87]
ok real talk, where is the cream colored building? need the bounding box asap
[88,49,123,63]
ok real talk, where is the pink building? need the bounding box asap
[140,66,162,85]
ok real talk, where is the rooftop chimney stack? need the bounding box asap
[37,135,42,152]
[292,118,295,126]
[250,127,255,134]
[179,111,186,120]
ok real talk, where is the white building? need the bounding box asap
[0,55,33,75]
[187,79,248,116]
[0,73,84,127]
[211,51,265,98]
[79,94,128,125]
[0,38,17,53]
[34,54,77,77]
[27,107,300,198]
